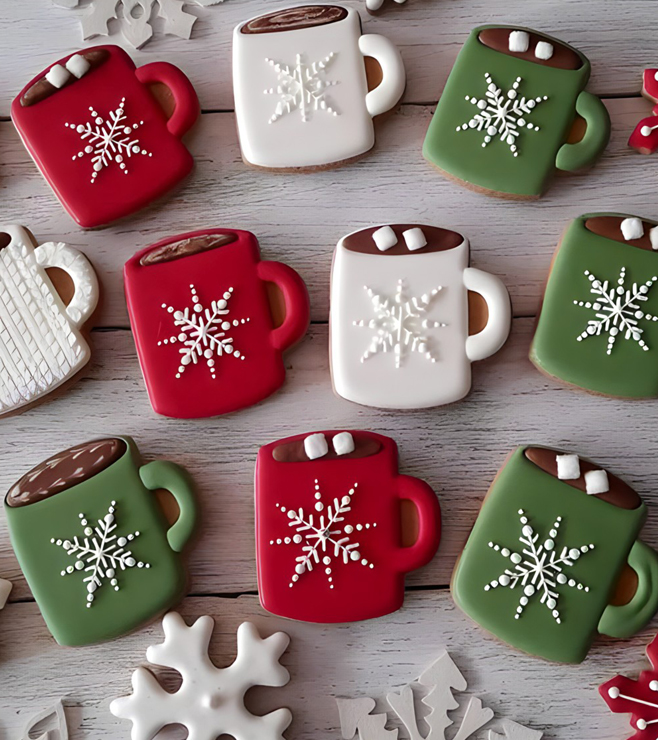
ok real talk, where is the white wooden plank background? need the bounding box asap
[1,1,658,739]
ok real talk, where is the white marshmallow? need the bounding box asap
[304,433,328,460]
[585,469,610,495]
[650,226,658,250]
[403,227,427,251]
[0,578,12,610]
[556,453,580,480]
[66,53,91,79]
[509,30,530,53]
[372,226,398,252]
[621,217,644,241]
[333,432,355,456]
[45,64,71,89]
[535,41,554,60]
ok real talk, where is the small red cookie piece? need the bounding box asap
[643,68,658,103]
[629,105,658,154]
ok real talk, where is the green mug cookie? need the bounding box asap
[452,446,658,663]
[423,25,610,198]
[4,436,197,646]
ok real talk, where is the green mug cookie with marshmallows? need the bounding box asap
[423,25,610,198]
[4,436,197,646]
[452,446,658,663]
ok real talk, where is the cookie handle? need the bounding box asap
[556,91,611,173]
[463,267,511,362]
[135,62,200,139]
[34,242,99,328]
[140,460,197,553]
[358,34,406,117]
[598,540,658,639]
[257,260,310,352]
[395,475,441,574]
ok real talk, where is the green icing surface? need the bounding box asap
[531,214,658,397]
[452,447,647,663]
[423,25,596,196]
[5,437,197,647]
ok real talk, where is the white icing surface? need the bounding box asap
[535,41,554,60]
[330,228,511,409]
[508,30,530,53]
[372,225,398,251]
[651,225,658,250]
[366,0,407,9]
[304,433,328,460]
[233,7,405,168]
[110,612,292,740]
[556,453,580,480]
[65,53,91,79]
[585,469,609,494]
[0,225,98,415]
[402,227,427,251]
[45,63,70,89]
[0,578,11,609]
[19,701,69,740]
[620,216,644,241]
[333,431,355,455]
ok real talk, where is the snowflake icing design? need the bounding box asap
[65,97,152,184]
[353,279,447,368]
[456,73,548,157]
[51,500,150,608]
[264,52,340,123]
[271,479,377,589]
[159,284,250,380]
[484,509,595,624]
[573,266,658,355]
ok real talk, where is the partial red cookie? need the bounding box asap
[125,229,310,419]
[629,69,658,154]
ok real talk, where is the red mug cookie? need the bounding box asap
[11,46,199,228]
[125,229,310,419]
[255,430,441,622]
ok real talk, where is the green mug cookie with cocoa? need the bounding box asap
[4,436,197,646]
[423,26,610,198]
[452,446,658,663]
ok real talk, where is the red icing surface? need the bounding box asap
[644,68,658,103]
[11,46,199,228]
[255,430,441,623]
[600,634,658,739]
[125,228,310,419]
[629,106,658,155]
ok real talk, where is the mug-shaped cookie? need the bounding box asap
[233,5,406,169]
[452,446,658,663]
[11,46,199,228]
[530,214,658,398]
[256,430,441,622]
[423,26,610,198]
[4,436,197,646]
[329,224,511,409]
[0,224,99,417]
[125,229,310,418]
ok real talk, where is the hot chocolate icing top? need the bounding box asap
[342,224,464,256]
[478,28,582,71]
[524,447,641,510]
[241,5,348,34]
[273,433,381,462]
[584,215,658,252]
[6,438,127,508]
[140,233,238,266]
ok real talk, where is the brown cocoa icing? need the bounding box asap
[140,233,238,266]
[585,216,658,251]
[478,28,582,71]
[273,433,381,462]
[241,5,348,34]
[20,49,110,107]
[524,447,641,510]
[6,438,127,508]
[342,225,464,256]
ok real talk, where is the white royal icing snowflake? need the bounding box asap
[159,284,250,380]
[484,509,595,624]
[573,266,658,355]
[65,97,153,183]
[271,478,377,589]
[51,500,150,608]
[264,52,340,123]
[353,279,447,369]
[456,73,548,157]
